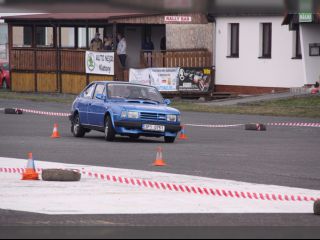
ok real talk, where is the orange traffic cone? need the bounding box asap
[153,147,167,167]
[179,125,188,140]
[51,123,61,138]
[22,153,39,181]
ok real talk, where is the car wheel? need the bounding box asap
[72,114,86,138]
[104,115,116,142]
[165,136,176,143]
[2,79,7,89]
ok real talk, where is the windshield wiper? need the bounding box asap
[128,97,160,103]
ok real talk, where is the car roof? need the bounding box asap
[91,81,153,88]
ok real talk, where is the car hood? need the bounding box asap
[113,101,180,114]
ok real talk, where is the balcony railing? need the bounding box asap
[140,49,212,68]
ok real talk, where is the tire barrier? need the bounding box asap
[245,123,267,131]
[4,108,23,115]
[314,200,320,215]
[41,169,81,182]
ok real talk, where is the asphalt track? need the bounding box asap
[0,99,320,237]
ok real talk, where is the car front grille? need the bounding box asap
[140,112,166,121]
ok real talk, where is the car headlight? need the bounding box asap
[127,111,140,119]
[167,114,177,122]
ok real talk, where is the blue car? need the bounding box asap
[69,81,182,143]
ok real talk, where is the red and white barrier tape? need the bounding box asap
[1,167,319,203]
[268,123,320,128]
[9,108,320,128]
[185,124,245,128]
[186,123,320,128]
[21,109,71,117]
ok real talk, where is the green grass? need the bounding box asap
[0,91,320,118]
[0,91,75,104]
[171,96,320,119]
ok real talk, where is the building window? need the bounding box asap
[78,28,87,48]
[36,27,54,48]
[260,23,272,59]
[293,28,302,59]
[60,27,75,48]
[12,26,32,48]
[0,24,8,60]
[228,23,239,58]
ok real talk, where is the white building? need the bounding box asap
[214,14,320,94]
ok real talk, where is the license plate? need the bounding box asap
[142,124,165,132]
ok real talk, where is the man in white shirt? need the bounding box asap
[117,33,127,67]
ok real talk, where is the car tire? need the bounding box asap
[245,123,267,131]
[165,136,176,143]
[314,200,320,215]
[105,115,116,142]
[72,113,86,138]
[42,169,81,182]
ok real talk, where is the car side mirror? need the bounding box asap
[164,99,171,105]
[96,94,106,101]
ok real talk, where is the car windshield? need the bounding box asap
[108,84,164,103]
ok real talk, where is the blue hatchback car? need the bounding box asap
[70,81,182,143]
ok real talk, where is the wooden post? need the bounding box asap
[86,25,89,49]
[58,25,62,93]
[112,22,117,51]
[33,24,37,92]
[75,27,79,49]
[85,24,89,85]
[8,23,13,90]
[54,25,59,92]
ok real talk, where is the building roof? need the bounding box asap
[282,13,320,25]
[2,12,210,25]
[1,13,148,21]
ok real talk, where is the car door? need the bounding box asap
[78,83,96,125]
[87,83,107,127]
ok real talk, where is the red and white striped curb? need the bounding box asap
[1,167,319,203]
[21,109,71,117]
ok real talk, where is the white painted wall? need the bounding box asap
[215,16,305,88]
[300,24,320,85]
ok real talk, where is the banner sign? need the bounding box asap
[178,67,213,92]
[85,51,114,75]
[164,16,192,23]
[129,68,151,86]
[299,13,313,23]
[150,68,179,92]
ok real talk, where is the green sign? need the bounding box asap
[299,13,313,23]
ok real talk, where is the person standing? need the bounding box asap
[117,33,127,67]
[90,32,103,51]
[142,36,154,52]
[103,36,113,51]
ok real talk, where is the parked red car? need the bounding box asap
[0,62,10,89]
